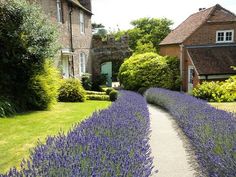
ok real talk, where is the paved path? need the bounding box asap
[148,104,201,177]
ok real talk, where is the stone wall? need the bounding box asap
[91,35,132,78]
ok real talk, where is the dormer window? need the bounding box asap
[216,30,234,43]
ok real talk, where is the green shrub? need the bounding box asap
[0,97,16,117]
[137,87,148,95]
[92,74,107,91]
[109,90,118,102]
[58,79,86,102]
[0,0,58,111]
[82,73,92,90]
[193,76,236,102]
[28,60,61,110]
[85,91,107,95]
[118,52,180,91]
[86,95,110,101]
[106,88,114,95]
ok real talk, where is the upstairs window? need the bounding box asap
[216,30,234,43]
[56,0,63,23]
[80,11,85,34]
[79,53,86,75]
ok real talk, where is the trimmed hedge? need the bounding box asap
[86,95,110,101]
[2,91,153,176]
[85,91,107,95]
[58,79,86,102]
[145,88,236,177]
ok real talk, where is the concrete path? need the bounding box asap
[148,104,201,177]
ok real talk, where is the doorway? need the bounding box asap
[62,56,69,78]
[101,61,112,87]
[188,65,194,93]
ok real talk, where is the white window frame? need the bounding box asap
[79,11,85,34]
[216,30,234,43]
[79,53,86,76]
[56,0,63,23]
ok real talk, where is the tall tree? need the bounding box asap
[114,17,173,52]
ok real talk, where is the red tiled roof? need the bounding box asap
[187,46,236,75]
[160,6,215,45]
[160,4,236,45]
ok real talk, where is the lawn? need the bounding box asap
[210,102,236,113]
[0,101,111,174]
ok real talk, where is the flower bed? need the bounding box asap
[145,88,236,177]
[2,91,152,176]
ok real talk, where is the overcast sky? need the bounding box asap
[91,0,236,31]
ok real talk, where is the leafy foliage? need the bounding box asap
[118,52,180,91]
[28,60,61,110]
[114,17,172,52]
[2,91,153,176]
[92,74,107,91]
[0,0,59,111]
[86,95,110,101]
[92,23,107,38]
[106,88,114,95]
[58,79,86,102]
[81,73,92,90]
[0,97,16,118]
[109,90,118,102]
[193,75,236,102]
[145,88,236,177]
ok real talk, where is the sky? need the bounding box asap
[91,0,236,31]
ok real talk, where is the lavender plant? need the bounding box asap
[1,91,153,177]
[145,88,236,177]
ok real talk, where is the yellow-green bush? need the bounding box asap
[58,79,86,102]
[28,60,61,110]
[193,76,236,102]
[118,52,180,91]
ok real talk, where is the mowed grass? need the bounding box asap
[0,101,111,174]
[210,102,236,113]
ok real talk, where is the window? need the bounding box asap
[56,0,63,23]
[216,30,234,43]
[79,11,85,34]
[79,53,86,75]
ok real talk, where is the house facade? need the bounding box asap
[28,0,93,78]
[160,4,236,92]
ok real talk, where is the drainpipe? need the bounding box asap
[179,44,184,91]
[68,1,75,77]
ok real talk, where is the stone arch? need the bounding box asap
[91,35,132,83]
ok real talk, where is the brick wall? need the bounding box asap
[28,0,92,78]
[185,22,236,45]
[159,44,180,58]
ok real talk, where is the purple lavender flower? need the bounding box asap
[145,88,236,177]
[1,91,153,177]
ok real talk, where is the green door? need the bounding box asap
[101,62,112,87]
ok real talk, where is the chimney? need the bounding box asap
[199,8,206,11]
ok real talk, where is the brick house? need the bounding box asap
[160,4,236,92]
[28,0,93,78]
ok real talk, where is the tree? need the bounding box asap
[114,17,172,52]
[92,22,107,38]
[0,0,59,111]
[118,52,180,91]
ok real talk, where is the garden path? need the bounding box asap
[148,104,200,177]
